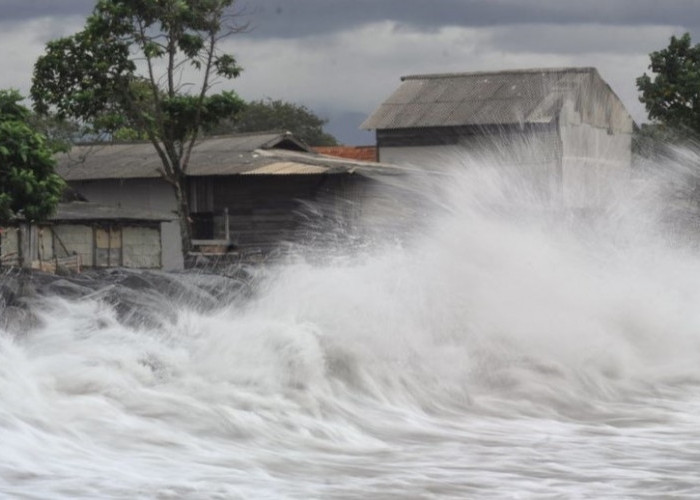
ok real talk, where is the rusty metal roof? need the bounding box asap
[313,146,377,162]
[361,67,631,131]
[250,149,403,176]
[56,132,403,181]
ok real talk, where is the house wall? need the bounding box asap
[52,224,94,267]
[320,175,420,243]
[377,89,633,209]
[559,96,633,207]
[377,125,563,200]
[0,227,19,263]
[122,226,161,268]
[2,225,58,266]
[51,223,162,269]
[0,225,54,266]
[158,220,182,270]
[69,179,182,270]
[189,175,412,254]
[190,175,329,253]
[37,226,54,261]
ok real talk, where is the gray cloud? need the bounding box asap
[487,24,684,56]
[10,0,700,38]
[2,0,698,37]
[0,0,93,20]
[1,0,698,143]
[241,0,700,38]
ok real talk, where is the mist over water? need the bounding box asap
[4,147,700,498]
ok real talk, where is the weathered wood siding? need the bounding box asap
[189,175,333,252]
[68,179,182,270]
[0,227,19,264]
[52,224,94,266]
[188,174,413,253]
[316,175,420,243]
[52,223,161,269]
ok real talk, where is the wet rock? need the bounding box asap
[0,265,254,334]
[0,305,40,334]
[35,278,97,300]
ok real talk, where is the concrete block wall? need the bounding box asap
[559,99,632,208]
[122,226,161,268]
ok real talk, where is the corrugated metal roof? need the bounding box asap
[251,149,402,176]
[50,202,175,222]
[56,132,404,181]
[361,67,631,130]
[242,162,329,175]
[57,132,309,180]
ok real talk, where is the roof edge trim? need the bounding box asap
[400,67,597,81]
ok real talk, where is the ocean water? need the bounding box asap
[3,155,700,499]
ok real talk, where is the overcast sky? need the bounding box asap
[1,0,698,144]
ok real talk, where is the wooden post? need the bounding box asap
[18,223,31,269]
[224,207,230,242]
[37,227,44,267]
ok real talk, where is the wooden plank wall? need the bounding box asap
[190,175,335,252]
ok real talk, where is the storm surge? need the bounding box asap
[3,152,700,498]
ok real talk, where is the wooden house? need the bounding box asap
[55,132,403,269]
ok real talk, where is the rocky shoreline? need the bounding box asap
[0,266,254,334]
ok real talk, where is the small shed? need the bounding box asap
[362,67,634,206]
[0,202,172,270]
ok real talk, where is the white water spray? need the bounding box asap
[3,148,700,498]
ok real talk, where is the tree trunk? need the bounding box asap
[173,176,192,259]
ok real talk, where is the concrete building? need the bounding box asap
[0,202,171,271]
[362,67,634,206]
[56,132,403,269]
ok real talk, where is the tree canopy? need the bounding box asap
[31,0,247,254]
[637,33,700,135]
[207,98,339,146]
[0,90,65,226]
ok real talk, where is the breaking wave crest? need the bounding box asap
[3,152,700,498]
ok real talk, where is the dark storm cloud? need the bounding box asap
[488,25,685,56]
[0,0,693,143]
[241,0,700,38]
[3,1,698,36]
[0,0,93,20]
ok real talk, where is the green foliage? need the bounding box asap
[637,33,700,134]
[31,0,244,146]
[109,90,245,143]
[27,114,84,152]
[632,122,686,159]
[0,90,65,225]
[208,98,339,146]
[31,0,246,253]
[161,91,245,141]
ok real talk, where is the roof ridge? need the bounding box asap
[401,67,597,81]
[206,130,291,139]
[71,130,293,147]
